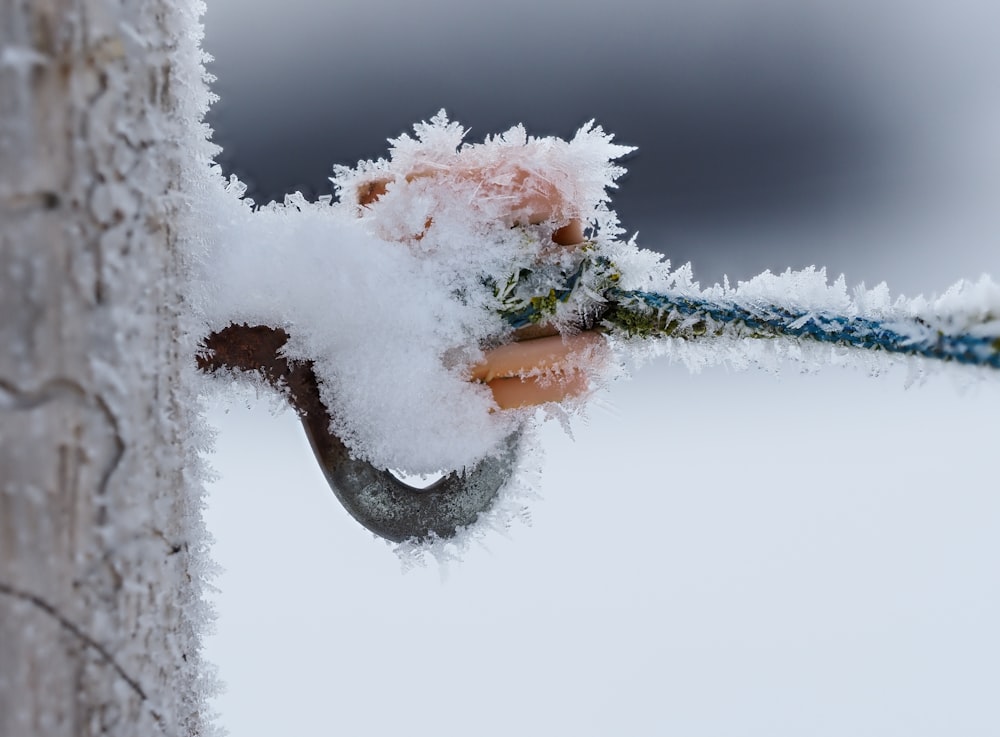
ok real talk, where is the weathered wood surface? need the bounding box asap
[0,2,208,734]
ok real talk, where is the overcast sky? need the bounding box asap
[200,2,1000,735]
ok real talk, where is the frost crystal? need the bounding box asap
[191,111,1000,478]
[191,112,634,474]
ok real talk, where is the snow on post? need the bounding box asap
[1,1,216,735]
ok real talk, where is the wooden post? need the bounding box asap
[1,1,209,734]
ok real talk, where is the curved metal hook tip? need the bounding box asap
[199,323,518,544]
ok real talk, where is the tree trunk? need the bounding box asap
[0,1,209,734]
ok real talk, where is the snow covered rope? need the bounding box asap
[194,112,999,548]
[502,258,1000,372]
[603,286,1000,370]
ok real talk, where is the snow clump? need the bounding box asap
[190,111,645,474]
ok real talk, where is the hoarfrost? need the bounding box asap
[189,112,634,474]
[188,110,999,480]
[622,263,1000,383]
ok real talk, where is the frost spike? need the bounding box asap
[602,287,1000,370]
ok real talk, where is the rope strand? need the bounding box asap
[498,256,1000,371]
[604,287,1000,370]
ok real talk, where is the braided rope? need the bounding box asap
[498,257,1000,371]
[605,287,1000,370]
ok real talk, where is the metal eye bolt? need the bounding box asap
[198,324,516,543]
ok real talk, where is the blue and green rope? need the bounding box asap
[498,257,1000,371]
[605,287,1000,370]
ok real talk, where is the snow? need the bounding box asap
[204,362,1000,737]
[613,263,1000,381]
[1,1,224,734]
[187,1,1000,736]
[188,113,634,474]
[186,110,1000,481]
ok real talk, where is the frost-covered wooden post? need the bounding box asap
[0,1,211,734]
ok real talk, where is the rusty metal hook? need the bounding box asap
[198,324,516,543]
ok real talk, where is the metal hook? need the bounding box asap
[199,324,515,543]
[302,417,518,543]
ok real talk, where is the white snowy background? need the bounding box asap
[201,1,1000,735]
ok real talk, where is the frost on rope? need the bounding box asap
[192,111,1000,480]
[614,262,1000,381]
[192,111,634,475]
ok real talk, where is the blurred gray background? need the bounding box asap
[204,0,999,293]
[201,2,1000,735]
